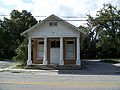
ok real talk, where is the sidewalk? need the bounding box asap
[0,60,120,75]
[0,68,58,74]
[113,63,120,67]
[0,61,57,75]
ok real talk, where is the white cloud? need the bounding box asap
[0,7,10,15]
[0,0,120,26]
[0,7,10,20]
[1,0,22,6]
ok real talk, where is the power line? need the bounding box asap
[0,14,88,18]
[35,16,47,17]
[39,19,87,21]
[0,15,119,22]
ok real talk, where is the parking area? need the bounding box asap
[58,60,120,75]
[0,60,120,75]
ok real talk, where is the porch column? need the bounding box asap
[76,37,81,65]
[27,38,32,65]
[59,37,64,65]
[43,37,48,65]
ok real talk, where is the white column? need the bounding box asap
[76,37,81,65]
[59,37,64,65]
[27,38,32,65]
[43,37,48,65]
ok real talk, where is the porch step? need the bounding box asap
[25,64,82,70]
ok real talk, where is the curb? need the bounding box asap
[0,69,58,74]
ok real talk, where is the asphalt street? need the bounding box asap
[0,71,120,90]
[0,60,120,90]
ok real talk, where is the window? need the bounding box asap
[65,40,75,59]
[49,22,57,26]
[51,40,60,48]
[49,22,53,26]
[54,22,57,26]
[37,41,44,59]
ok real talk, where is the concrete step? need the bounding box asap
[25,64,82,70]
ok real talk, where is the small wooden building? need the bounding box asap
[21,14,86,65]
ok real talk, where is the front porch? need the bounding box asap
[26,64,82,70]
[27,37,81,66]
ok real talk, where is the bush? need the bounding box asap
[100,59,119,64]
[0,49,16,60]
[13,38,28,65]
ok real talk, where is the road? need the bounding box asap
[0,72,120,90]
[0,60,120,90]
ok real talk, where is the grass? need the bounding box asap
[15,64,26,69]
[0,58,12,61]
[100,59,120,64]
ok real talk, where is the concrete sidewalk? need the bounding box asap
[0,60,120,75]
[0,68,59,75]
[0,61,56,75]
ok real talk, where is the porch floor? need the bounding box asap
[25,64,82,70]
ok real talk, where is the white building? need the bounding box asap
[21,14,86,66]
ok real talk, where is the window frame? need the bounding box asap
[49,22,57,26]
[37,40,44,59]
[65,39,76,60]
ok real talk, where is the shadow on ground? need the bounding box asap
[58,61,120,75]
[26,60,120,75]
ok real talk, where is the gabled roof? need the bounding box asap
[21,14,86,36]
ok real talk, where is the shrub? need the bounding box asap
[0,49,16,60]
[13,38,28,65]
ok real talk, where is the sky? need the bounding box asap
[0,0,120,26]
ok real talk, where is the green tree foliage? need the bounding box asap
[81,4,120,59]
[13,38,28,65]
[0,10,37,59]
[96,4,120,58]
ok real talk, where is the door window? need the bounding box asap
[51,40,60,48]
[65,40,75,59]
[37,41,44,59]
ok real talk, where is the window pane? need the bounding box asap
[49,22,57,26]
[66,52,74,58]
[56,41,60,47]
[51,41,55,47]
[39,45,44,52]
[51,41,60,48]
[37,52,44,58]
[65,40,75,59]
[39,41,44,44]
[67,41,74,44]
[49,22,53,26]
[37,42,44,58]
[54,22,57,26]
[66,44,74,52]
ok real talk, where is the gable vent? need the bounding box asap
[49,22,57,26]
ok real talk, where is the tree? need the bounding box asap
[13,38,28,65]
[95,4,120,58]
[10,10,38,49]
[82,4,120,59]
[0,10,38,59]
